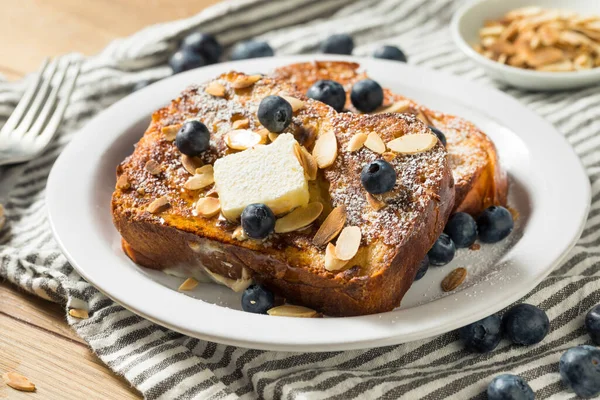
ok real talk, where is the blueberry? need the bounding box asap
[133,80,151,92]
[241,204,275,240]
[175,120,210,156]
[414,255,429,281]
[477,206,514,243]
[169,49,207,74]
[560,345,600,398]
[429,126,447,147]
[350,79,384,113]
[487,374,535,400]
[445,212,477,248]
[181,32,222,64]
[230,40,274,60]
[585,304,600,345]
[242,284,274,314]
[306,80,346,112]
[427,233,456,266]
[257,96,293,133]
[502,304,549,345]
[373,45,407,62]
[361,160,396,194]
[320,34,354,54]
[459,314,502,353]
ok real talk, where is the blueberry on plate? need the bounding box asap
[175,120,211,156]
[414,255,429,281]
[373,45,407,62]
[502,304,549,346]
[445,212,477,248]
[585,304,600,345]
[361,160,396,194]
[320,33,354,54]
[169,49,207,74]
[459,314,502,353]
[427,233,456,266]
[242,284,274,314]
[230,40,274,60]
[306,80,346,112]
[429,126,447,147]
[351,79,384,113]
[257,95,293,133]
[241,203,276,240]
[487,374,535,400]
[560,345,600,398]
[477,206,514,243]
[181,32,222,64]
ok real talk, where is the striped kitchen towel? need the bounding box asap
[1,0,600,398]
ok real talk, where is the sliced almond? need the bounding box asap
[181,155,203,175]
[116,174,130,190]
[267,131,279,142]
[178,277,199,291]
[313,205,346,246]
[145,159,162,175]
[185,165,214,190]
[205,187,219,198]
[68,308,89,319]
[312,130,338,169]
[267,304,318,318]
[195,197,221,218]
[366,193,386,211]
[364,132,386,154]
[230,74,262,89]
[526,46,564,67]
[324,242,349,271]
[387,134,437,154]
[536,60,574,72]
[479,25,505,37]
[382,151,397,162]
[3,372,36,392]
[161,124,180,141]
[274,202,324,233]
[232,226,248,241]
[232,118,249,130]
[196,164,214,175]
[334,226,361,261]
[295,144,318,180]
[375,100,411,114]
[441,267,467,292]
[205,81,226,97]
[281,95,305,112]
[147,196,169,214]
[225,129,263,150]
[347,132,368,152]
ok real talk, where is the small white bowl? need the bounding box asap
[451,0,600,91]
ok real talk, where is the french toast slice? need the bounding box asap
[112,72,454,316]
[272,61,508,216]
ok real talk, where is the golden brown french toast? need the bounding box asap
[112,71,454,316]
[272,61,508,215]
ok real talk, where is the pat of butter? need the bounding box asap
[213,133,309,220]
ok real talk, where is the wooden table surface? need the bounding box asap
[0,1,219,398]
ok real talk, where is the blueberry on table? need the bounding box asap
[427,233,456,266]
[487,374,535,400]
[306,80,346,112]
[230,40,274,60]
[459,314,502,353]
[320,33,354,55]
[373,45,407,62]
[477,206,514,243]
[351,79,384,113]
[241,203,276,240]
[181,32,222,64]
[242,284,274,314]
[257,96,293,133]
[169,50,207,74]
[414,255,429,281]
[429,126,447,147]
[445,212,477,248]
[175,120,210,156]
[560,345,600,398]
[502,304,549,346]
[361,160,397,194]
[585,304,600,345]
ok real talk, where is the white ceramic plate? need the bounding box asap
[47,55,590,352]
[451,0,600,91]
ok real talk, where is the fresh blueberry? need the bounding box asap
[459,314,502,353]
[502,304,549,345]
[487,374,535,400]
[181,32,222,64]
[477,206,514,243]
[361,160,397,194]
[373,45,407,62]
[169,49,207,74]
[241,204,276,240]
[445,212,477,248]
[429,126,447,147]
[175,120,210,156]
[585,304,600,345]
[230,40,274,60]
[257,95,293,133]
[350,79,384,113]
[560,345,600,398]
[414,255,429,281]
[427,233,456,266]
[241,284,274,314]
[320,34,354,54]
[306,80,346,112]
[133,80,151,92]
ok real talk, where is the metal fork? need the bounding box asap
[0,58,80,166]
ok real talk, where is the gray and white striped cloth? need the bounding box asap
[1,0,599,398]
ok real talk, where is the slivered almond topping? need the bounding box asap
[375,100,411,114]
[537,60,574,72]
[294,144,318,180]
[267,304,318,318]
[225,129,263,150]
[3,372,36,392]
[324,242,349,271]
[116,174,130,190]
[147,196,170,214]
[382,151,397,162]
[185,170,214,190]
[366,193,386,211]
[387,134,437,154]
[232,226,248,241]
[205,81,226,97]
[334,226,361,261]
[230,74,262,89]
[281,95,305,112]
[181,155,203,175]
[68,308,89,319]
[161,124,180,141]
[441,268,467,292]
[312,130,338,168]
[205,187,219,197]
[313,205,346,246]
[232,118,249,130]
[196,164,214,175]
[145,160,162,175]
[178,277,199,291]
[195,197,221,218]
[364,132,386,154]
[274,202,324,233]
[347,132,368,152]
